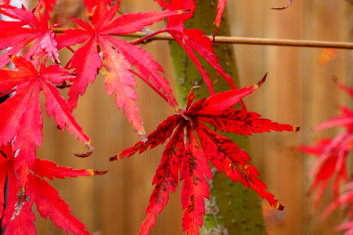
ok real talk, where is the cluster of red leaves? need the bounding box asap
[136,0,236,94]
[0,56,91,163]
[57,1,182,135]
[0,0,296,234]
[0,144,100,234]
[299,84,353,235]
[113,75,299,235]
[0,54,106,233]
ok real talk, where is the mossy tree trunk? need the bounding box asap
[169,1,267,234]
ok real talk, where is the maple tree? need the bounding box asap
[0,0,303,234]
[112,75,298,234]
[299,84,353,235]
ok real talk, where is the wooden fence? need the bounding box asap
[35,0,352,234]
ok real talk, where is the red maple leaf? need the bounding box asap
[214,0,227,30]
[297,84,353,235]
[0,144,102,234]
[0,5,59,67]
[57,1,181,136]
[299,84,353,205]
[298,137,349,205]
[322,183,353,235]
[0,56,91,185]
[112,75,298,235]
[146,0,235,94]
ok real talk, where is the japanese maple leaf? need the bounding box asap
[57,2,181,136]
[0,5,59,67]
[298,137,349,205]
[149,0,235,94]
[0,144,103,234]
[113,75,298,235]
[214,0,226,30]
[322,183,353,235]
[0,56,91,184]
[299,83,353,205]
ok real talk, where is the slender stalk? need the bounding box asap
[168,1,267,235]
[53,28,353,49]
[127,33,353,49]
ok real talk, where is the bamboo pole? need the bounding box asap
[53,28,353,49]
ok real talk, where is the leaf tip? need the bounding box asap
[271,0,293,10]
[86,142,94,150]
[255,73,268,88]
[276,202,285,211]
[179,9,191,14]
[74,149,93,158]
[139,134,148,143]
[88,169,108,175]
[271,7,285,10]
[74,142,94,157]
[9,55,17,62]
[293,126,300,132]
[109,155,119,161]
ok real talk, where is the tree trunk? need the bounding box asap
[169,1,267,234]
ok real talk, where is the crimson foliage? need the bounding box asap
[0,0,297,234]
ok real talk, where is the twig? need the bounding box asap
[53,28,353,49]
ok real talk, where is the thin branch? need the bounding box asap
[127,32,353,49]
[53,28,353,49]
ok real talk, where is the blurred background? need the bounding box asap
[31,0,353,234]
